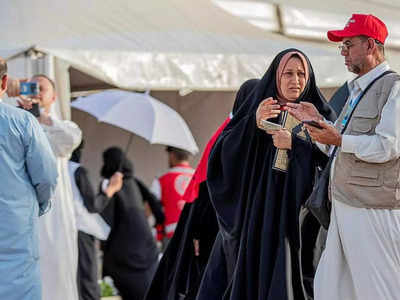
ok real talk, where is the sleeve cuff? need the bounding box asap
[341,135,357,153]
[101,179,110,193]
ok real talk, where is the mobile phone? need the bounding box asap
[303,120,323,129]
[260,119,282,131]
[20,82,39,96]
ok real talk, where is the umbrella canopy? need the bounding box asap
[71,90,199,154]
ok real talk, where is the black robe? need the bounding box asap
[145,79,260,300]
[100,147,159,300]
[145,183,219,300]
[197,49,336,300]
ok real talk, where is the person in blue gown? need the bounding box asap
[0,59,58,300]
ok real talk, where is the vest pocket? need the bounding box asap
[347,168,382,186]
[351,117,374,133]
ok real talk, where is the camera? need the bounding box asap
[20,82,39,96]
[18,82,41,117]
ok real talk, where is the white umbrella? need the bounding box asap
[71,90,199,154]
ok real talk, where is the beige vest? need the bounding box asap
[331,72,400,209]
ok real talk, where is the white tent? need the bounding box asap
[3,1,400,103]
[3,0,400,90]
[0,1,372,94]
[214,0,400,46]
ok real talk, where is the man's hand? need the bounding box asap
[304,121,342,146]
[285,102,323,122]
[266,129,292,149]
[105,172,124,198]
[18,96,53,125]
[193,239,200,256]
[17,95,35,110]
[256,98,281,129]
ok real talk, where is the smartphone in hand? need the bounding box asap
[260,119,282,131]
[303,120,323,129]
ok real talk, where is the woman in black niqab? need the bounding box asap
[100,147,159,300]
[197,49,336,300]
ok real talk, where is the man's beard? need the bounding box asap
[348,63,361,74]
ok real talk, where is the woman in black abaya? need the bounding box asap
[145,79,260,300]
[197,49,336,300]
[100,147,159,300]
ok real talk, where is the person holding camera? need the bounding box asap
[287,14,400,300]
[0,59,58,299]
[9,74,82,300]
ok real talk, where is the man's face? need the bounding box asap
[340,36,368,75]
[32,76,55,111]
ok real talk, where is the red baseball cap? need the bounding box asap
[327,14,388,44]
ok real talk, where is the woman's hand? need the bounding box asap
[256,98,281,129]
[105,172,124,198]
[266,129,292,149]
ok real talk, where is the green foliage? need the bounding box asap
[99,276,118,297]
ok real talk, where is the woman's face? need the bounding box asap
[280,57,306,101]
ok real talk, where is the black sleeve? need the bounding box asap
[135,178,165,225]
[311,143,330,169]
[75,167,111,213]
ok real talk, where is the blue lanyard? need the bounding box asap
[341,92,362,128]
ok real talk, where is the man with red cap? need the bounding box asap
[286,14,400,300]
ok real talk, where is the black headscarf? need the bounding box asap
[232,78,260,115]
[228,49,335,131]
[200,49,336,300]
[101,147,134,179]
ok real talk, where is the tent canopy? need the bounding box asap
[1,0,399,91]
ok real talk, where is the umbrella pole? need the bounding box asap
[124,133,134,155]
[118,133,133,172]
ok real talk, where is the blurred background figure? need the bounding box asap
[151,146,194,248]
[100,147,159,300]
[69,140,123,300]
[0,58,58,300]
[8,74,83,300]
[135,177,165,245]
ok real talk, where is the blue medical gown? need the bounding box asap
[0,103,58,300]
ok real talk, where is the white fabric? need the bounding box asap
[314,199,400,300]
[341,62,400,163]
[0,0,384,90]
[165,223,178,234]
[150,178,162,201]
[214,0,400,47]
[2,0,400,90]
[71,90,198,154]
[39,115,82,300]
[68,161,110,240]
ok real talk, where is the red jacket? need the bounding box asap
[183,117,231,203]
[152,163,194,238]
